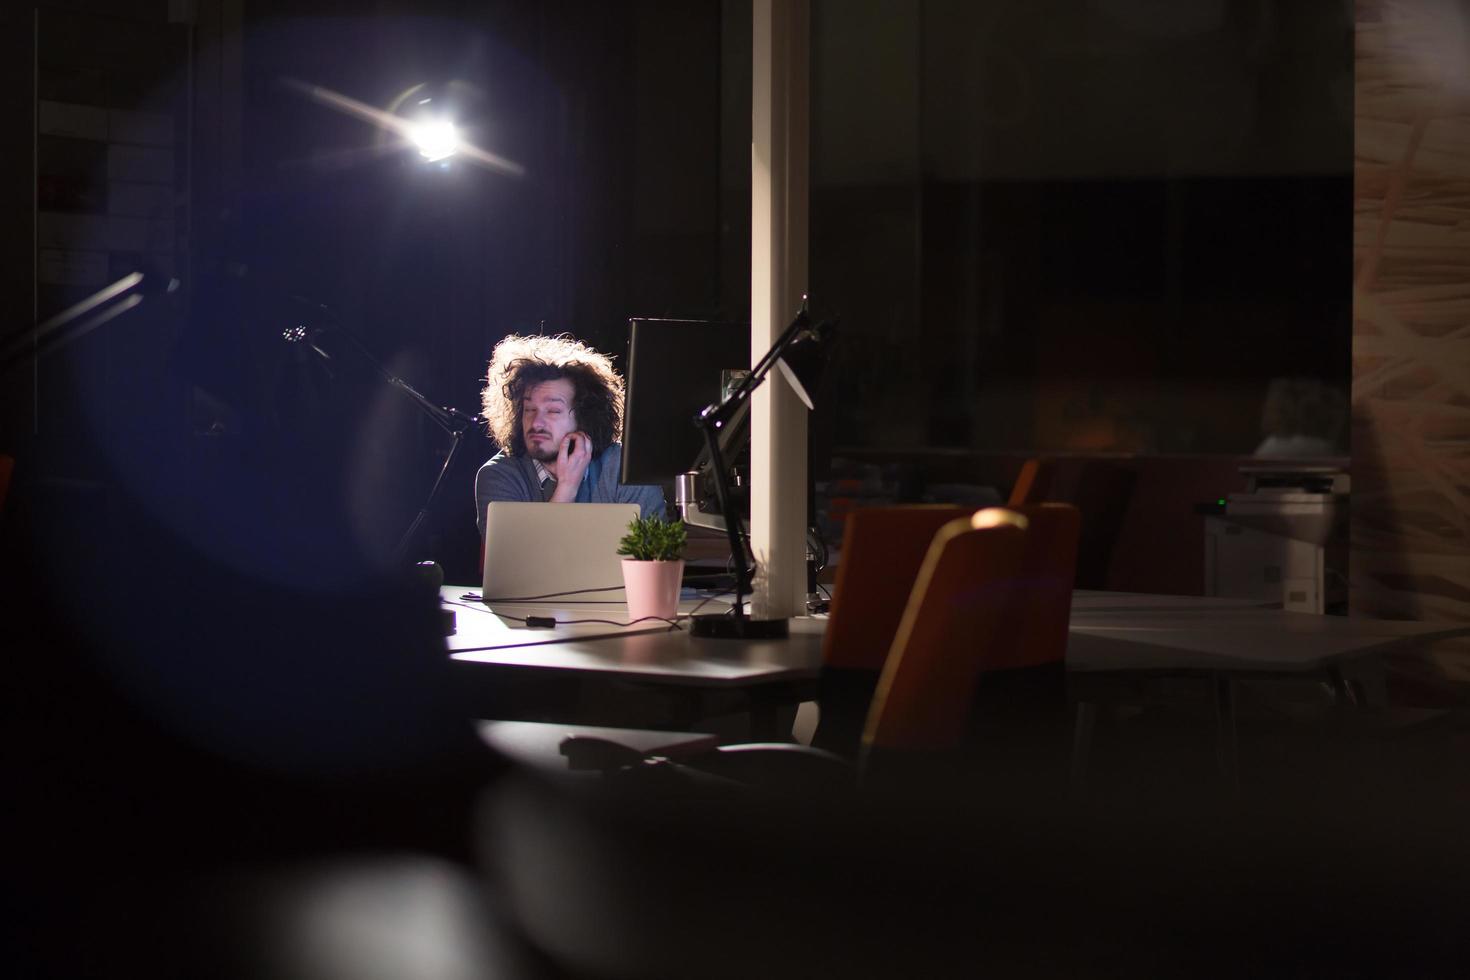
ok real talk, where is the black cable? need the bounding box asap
[449,589,738,631]
[461,572,733,605]
[473,584,625,602]
[807,523,829,574]
[685,588,738,620]
[497,612,684,630]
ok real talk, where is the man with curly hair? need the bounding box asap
[474,333,665,538]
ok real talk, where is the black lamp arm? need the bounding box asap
[689,298,816,626]
[697,411,753,619]
[705,304,811,428]
[746,305,811,391]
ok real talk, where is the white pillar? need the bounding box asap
[750,0,810,619]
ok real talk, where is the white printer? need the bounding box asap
[1204,465,1349,614]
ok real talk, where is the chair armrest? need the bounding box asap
[683,743,857,796]
[559,735,654,771]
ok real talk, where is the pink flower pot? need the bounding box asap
[621,558,685,622]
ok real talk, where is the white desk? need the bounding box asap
[441,586,825,686]
[441,585,1468,762]
[1065,595,1470,792]
[441,586,825,738]
[1069,606,1470,673]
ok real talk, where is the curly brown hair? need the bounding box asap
[481,333,624,456]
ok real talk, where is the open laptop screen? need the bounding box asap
[481,501,640,601]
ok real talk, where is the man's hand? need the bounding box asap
[548,431,593,502]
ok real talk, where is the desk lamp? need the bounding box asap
[689,298,834,639]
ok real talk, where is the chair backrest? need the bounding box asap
[988,502,1081,671]
[1067,460,1136,589]
[1007,457,1052,506]
[821,505,971,671]
[862,508,1029,753]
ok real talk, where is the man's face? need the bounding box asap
[522,377,578,463]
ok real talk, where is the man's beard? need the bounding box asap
[525,434,557,463]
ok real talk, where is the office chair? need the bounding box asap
[1006,457,1129,590]
[988,502,1081,672]
[966,503,1081,791]
[811,504,971,757]
[1068,460,1135,590]
[821,505,973,671]
[705,507,1072,792]
[861,509,1031,753]
[1006,456,1053,507]
[856,504,1081,797]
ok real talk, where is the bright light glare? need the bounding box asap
[282,78,526,177]
[410,119,459,162]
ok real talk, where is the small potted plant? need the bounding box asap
[618,515,687,621]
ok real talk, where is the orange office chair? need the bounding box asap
[991,502,1081,672]
[809,505,970,757]
[860,503,1080,796]
[821,505,973,671]
[861,509,1031,754]
[971,503,1081,791]
[714,504,1079,765]
[1006,457,1053,507]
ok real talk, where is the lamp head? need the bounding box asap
[774,317,836,410]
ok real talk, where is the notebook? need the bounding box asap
[481,501,641,601]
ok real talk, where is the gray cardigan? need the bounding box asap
[474,443,666,536]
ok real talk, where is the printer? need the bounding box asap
[1204,465,1349,614]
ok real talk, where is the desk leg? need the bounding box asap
[1071,702,1097,798]
[749,702,797,742]
[1213,675,1240,798]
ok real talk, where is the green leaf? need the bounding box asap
[617,515,687,561]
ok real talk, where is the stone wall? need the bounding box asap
[1352,0,1470,629]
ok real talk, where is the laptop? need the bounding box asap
[481,502,641,601]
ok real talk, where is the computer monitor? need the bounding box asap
[621,317,750,487]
